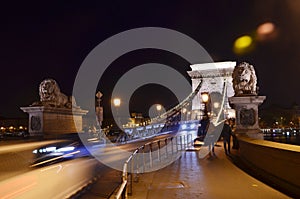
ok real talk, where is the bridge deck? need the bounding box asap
[126,142,290,199]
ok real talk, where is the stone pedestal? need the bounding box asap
[20,106,88,137]
[228,96,266,131]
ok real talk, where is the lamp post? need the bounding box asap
[201,92,209,118]
[95,91,105,140]
[113,98,121,126]
[95,91,103,129]
[182,108,187,121]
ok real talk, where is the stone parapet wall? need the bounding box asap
[237,134,300,197]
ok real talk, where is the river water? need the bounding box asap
[262,128,300,146]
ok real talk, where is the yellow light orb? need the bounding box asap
[234,35,253,50]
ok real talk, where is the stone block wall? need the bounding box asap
[237,135,300,197]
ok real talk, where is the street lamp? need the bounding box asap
[182,108,187,120]
[201,92,209,103]
[113,98,121,107]
[156,104,162,117]
[113,98,121,126]
[156,104,162,111]
[201,92,209,118]
[95,91,103,138]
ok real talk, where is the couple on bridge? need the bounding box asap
[196,117,237,156]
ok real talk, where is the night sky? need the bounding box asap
[1,1,300,119]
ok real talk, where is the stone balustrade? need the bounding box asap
[237,133,300,196]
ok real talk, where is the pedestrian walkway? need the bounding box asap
[128,142,290,199]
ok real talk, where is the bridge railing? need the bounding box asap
[115,133,193,199]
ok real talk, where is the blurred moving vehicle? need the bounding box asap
[0,139,99,199]
[31,140,91,167]
[0,158,98,199]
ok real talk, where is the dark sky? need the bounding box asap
[1,1,300,118]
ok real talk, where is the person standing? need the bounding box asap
[221,120,233,155]
[197,116,209,139]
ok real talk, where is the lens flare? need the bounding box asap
[233,35,253,54]
[256,22,277,41]
[257,22,275,35]
[234,35,252,49]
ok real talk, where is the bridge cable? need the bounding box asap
[213,78,228,126]
[151,78,203,123]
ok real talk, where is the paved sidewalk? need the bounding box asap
[81,165,122,199]
[128,143,290,199]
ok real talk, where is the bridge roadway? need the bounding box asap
[117,142,290,199]
[0,132,179,198]
[0,132,292,198]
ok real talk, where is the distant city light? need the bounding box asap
[190,123,196,129]
[181,124,187,130]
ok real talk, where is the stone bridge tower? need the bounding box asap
[187,61,236,120]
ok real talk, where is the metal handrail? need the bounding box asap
[115,133,193,199]
[115,163,128,199]
[115,149,139,199]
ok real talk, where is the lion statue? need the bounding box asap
[232,62,257,96]
[32,78,76,108]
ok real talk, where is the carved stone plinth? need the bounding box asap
[228,96,266,131]
[20,106,88,137]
